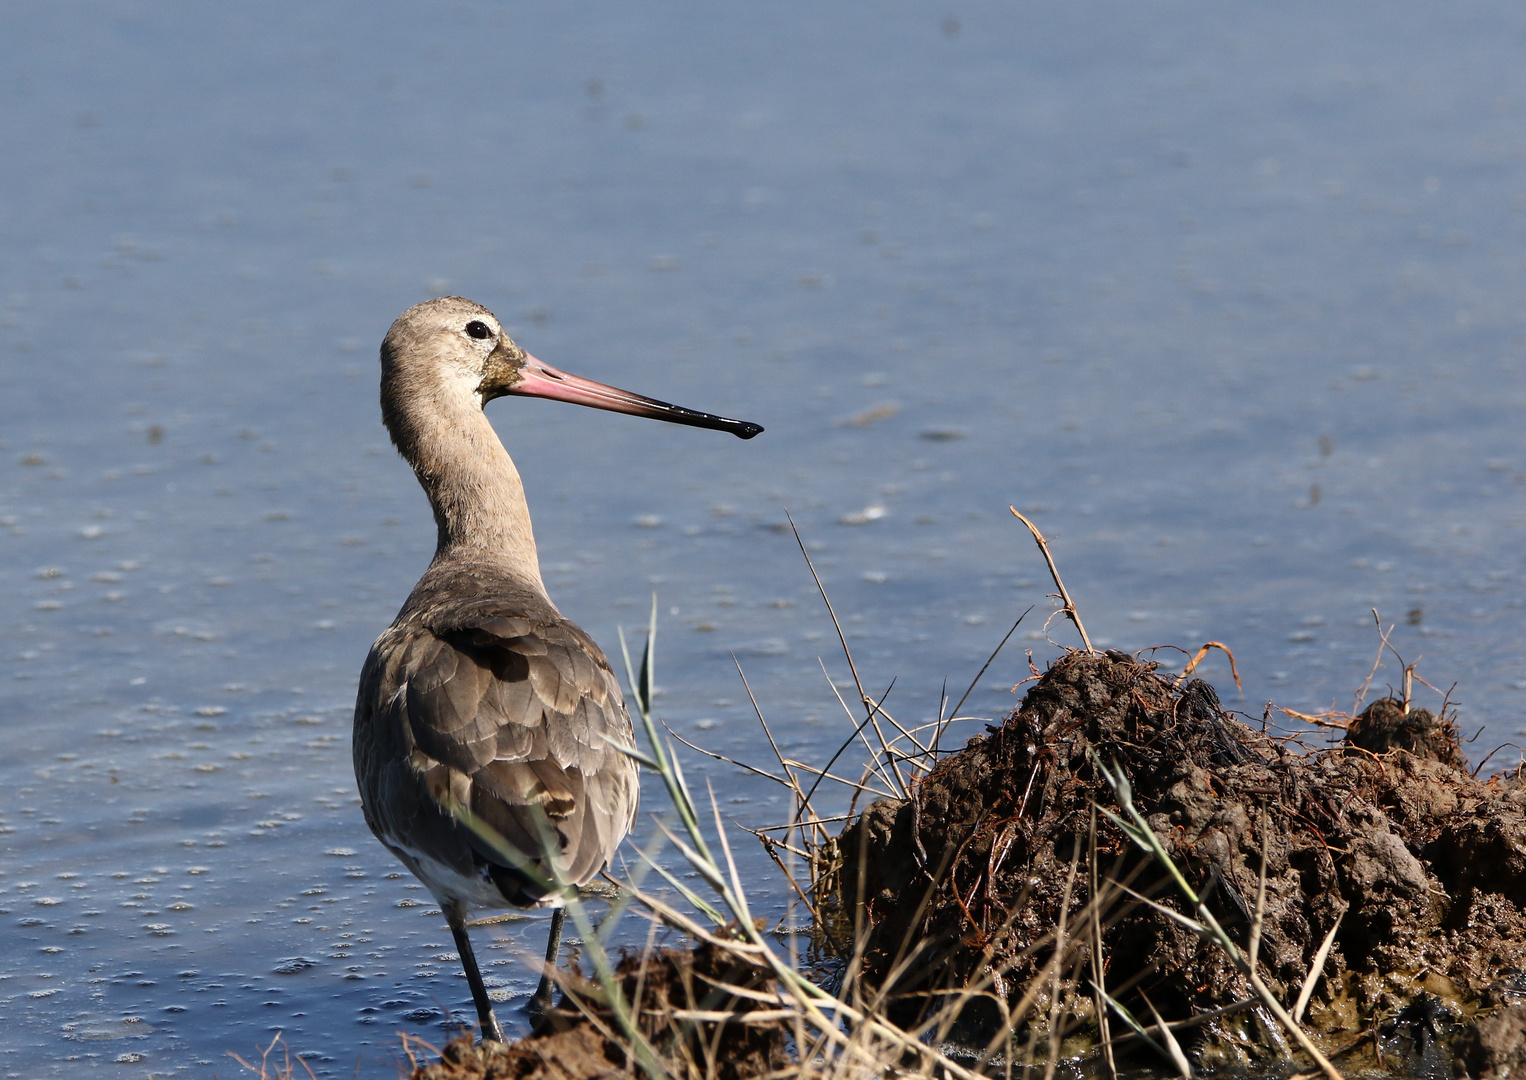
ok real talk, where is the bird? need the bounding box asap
[352,296,762,1040]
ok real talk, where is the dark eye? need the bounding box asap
[465,320,492,340]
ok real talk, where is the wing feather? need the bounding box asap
[353,600,639,913]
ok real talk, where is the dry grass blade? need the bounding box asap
[937,607,1031,754]
[783,759,897,793]
[1294,911,1344,1024]
[788,510,910,798]
[664,722,894,801]
[818,657,908,797]
[795,699,899,814]
[1249,803,1270,972]
[689,973,790,1005]
[1094,982,1167,1060]
[754,812,856,831]
[630,835,725,925]
[662,724,791,786]
[1042,844,1081,1080]
[1141,991,1193,1079]
[1009,506,1093,652]
[666,1008,798,1023]
[594,553,1367,1080]
[622,890,772,963]
[505,810,669,1078]
[735,823,824,928]
[617,658,993,1080]
[1100,998,1257,1052]
[733,654,805,799]
[890,877,1094,1070]
[1090,805,1118,1080]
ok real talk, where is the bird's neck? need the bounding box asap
[400,404,548,592]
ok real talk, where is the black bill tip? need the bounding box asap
[732,420,764,440]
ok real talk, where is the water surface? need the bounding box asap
[3,2,1526,1074]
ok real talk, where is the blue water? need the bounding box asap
[4,2,1526,1074]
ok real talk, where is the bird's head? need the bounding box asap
[381,296,762,439]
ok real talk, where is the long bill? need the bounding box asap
[507,354,762,439]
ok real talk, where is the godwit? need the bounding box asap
[353,297,761,1039]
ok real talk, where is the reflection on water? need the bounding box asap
[5,1,1526,1073]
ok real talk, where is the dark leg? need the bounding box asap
[527,906,566,1017]
[448,915,506,1043]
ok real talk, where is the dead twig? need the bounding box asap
[1009,506,1093,653]
[1179,640,1243,695]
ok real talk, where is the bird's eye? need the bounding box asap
[465,320,492,340]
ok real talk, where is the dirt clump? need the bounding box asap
[1347,696,1466,768]
[1455,1003,1526,1079]
[837,649,1526,1062]
[408,939,790,1080]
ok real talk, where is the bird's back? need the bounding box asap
[353,560,639,912]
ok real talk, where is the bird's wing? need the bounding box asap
[354,613,639,906]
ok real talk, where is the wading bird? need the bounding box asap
[353,297,761,1040]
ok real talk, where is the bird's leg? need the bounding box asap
[527,906,566,1017]
[447,914,506,1043]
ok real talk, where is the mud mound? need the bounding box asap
[409,939,789,1080]
[1347,697,1465,767]
[839,650,1526,1057]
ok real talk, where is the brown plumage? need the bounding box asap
[352,297,760,1041]
[354,570,636,908]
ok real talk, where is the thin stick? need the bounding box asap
[1090,805,1117,1080]
[753,812,856,830]
[1352,609,1394,714]
[1473,743,1524,779]
[1248,802,1269,973]
[734,818,821,911]
[662,724,894,800]
[795,709,896,817]
[818,657,907,797]
[933,679,950,758]
[1009,507,1093,653]
[782,793,808,1080]
[939,608,1032,754]
[733,655,803,796]
[788,511,908,797]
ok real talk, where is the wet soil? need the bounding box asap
[405,651,1526,1077]
[837,650,1526,1069]
[1454,1003,1526,1079]
[407,938,789,1080]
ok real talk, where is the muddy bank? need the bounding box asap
[838,649,1526,1066]
[406,939,789,1080]
[402,649,1526,1078]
